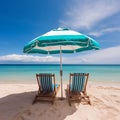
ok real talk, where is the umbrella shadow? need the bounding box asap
[0,91,78,120]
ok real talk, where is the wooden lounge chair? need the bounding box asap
[32,73,60,104]
[67,73,91,106]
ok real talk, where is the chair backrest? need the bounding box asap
[70,73,89,92]
[36,73,55,92]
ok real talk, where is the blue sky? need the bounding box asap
[0,0,120,64]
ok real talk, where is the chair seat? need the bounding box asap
[52,84,59,90]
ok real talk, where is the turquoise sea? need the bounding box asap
[0,64,120,83]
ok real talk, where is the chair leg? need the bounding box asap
[81,92,91,105]
[68,98,71,106]
[51,96,55,104]
[32,95,37,104]
[55,85,60,95]
[51,99,55,104]
[67,85,71,106]
[86,96,91,105]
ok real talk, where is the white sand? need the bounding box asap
[0,82,120,120]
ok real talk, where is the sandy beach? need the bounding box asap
[0,82,120,120]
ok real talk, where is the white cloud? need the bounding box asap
[63,46,120,64]
[89,27,120,37]
[0,46,120,64]
[0,54,60,63]
[60,0,120,29]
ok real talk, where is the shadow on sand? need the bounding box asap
[0,91,78,120]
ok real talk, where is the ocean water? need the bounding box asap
[0,64,120,83]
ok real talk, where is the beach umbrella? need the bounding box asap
[23,28,100,98]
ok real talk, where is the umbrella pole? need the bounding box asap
[60,46,63,99]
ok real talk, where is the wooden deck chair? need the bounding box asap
[67,73,91,106]
[32,73,60,104]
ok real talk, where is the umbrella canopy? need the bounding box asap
[23,28,100,98]
[23,28,99,54]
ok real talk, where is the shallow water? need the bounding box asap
[0,64,120,83]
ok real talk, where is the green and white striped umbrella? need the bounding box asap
[23,28,100,98]
[24,28,99,54]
